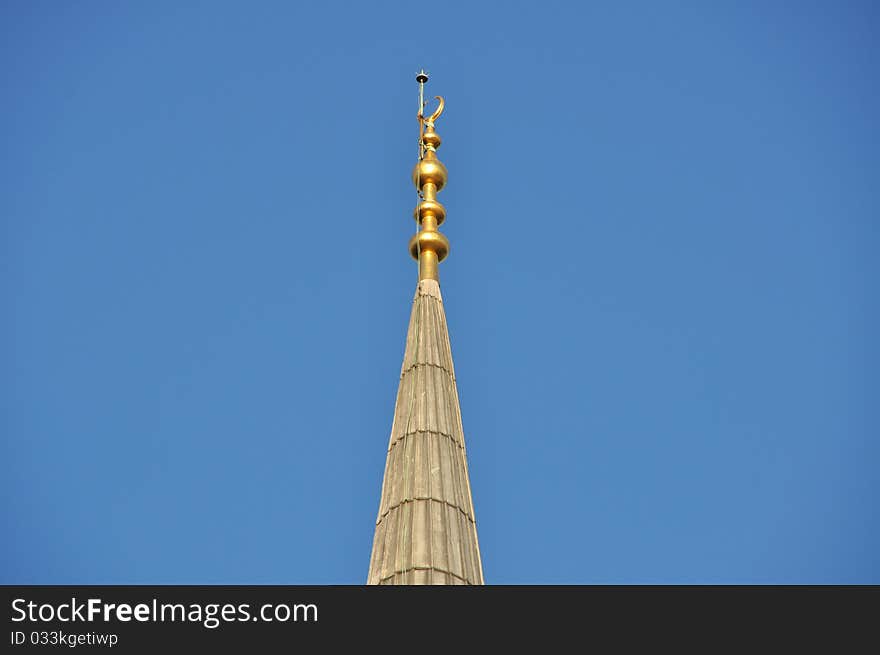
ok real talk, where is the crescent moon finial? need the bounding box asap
[426,95,445,124]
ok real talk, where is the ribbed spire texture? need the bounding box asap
[367,279,484,585]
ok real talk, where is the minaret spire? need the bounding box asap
[410,70,449,282]
[367,73,484,584]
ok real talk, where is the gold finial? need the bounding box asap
[409,70,449,281]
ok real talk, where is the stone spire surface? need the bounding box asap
[367,73,484,585]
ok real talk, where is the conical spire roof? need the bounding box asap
[368,73,483,585]
[367,278,483,584]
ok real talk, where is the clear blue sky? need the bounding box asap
[2,1,877,583]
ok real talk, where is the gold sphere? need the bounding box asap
[409,230,449,261]
[421,130,441,150]
[412,155,447,191]
[413,199,446,226]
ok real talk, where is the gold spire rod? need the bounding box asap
[410,70,449,281]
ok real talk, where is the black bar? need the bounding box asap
[2,586,877,651]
